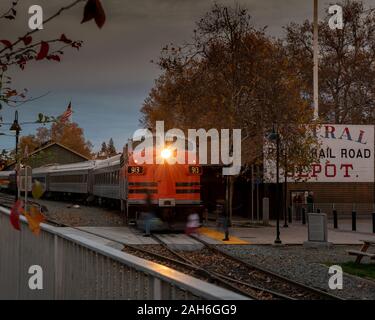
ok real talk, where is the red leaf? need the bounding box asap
[81,0,96,24]
[60,34,72,44]
[47,55,61,62]
[81,0,106,29]
[94,0,106,28]
[21,36,32,46]
[36,41,49,60]
[10,200,23,231]
[5,89,17,98]
[0,40,12,48]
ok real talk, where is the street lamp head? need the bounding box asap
[268,124,278,141]
[9,111,21,133]
[10,121,21,132]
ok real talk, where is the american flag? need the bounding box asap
[60,102,73,123]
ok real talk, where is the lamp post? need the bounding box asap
[283,150,288,228]
[9,110,21,201]
[268,124,282,245]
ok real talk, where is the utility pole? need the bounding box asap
[313,0,319,120]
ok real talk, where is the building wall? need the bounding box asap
[288,182,374,204]
[4,144,88,170]
[32,144,87,167]
[287,182,374,216]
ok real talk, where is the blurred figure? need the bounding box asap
[143,191,155,237]
[203,208,209,225]
[294,194,303,221]
[186,212,200,235]
[306,191,314,213]
[216,201,230,241]
[216,203,225,229]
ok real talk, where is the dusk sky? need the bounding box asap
[0,0,373,152]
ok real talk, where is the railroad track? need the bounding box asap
[189,234,343,300]
[0,194,17,208]
[0,194,48,213]
[146,234,294,300]
[0,194,343,300]
[123,235,341,300]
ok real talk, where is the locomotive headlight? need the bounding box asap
[161,148,172,159]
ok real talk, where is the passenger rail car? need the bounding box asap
[39,161,95,197]
[92,155,121,202]
[0,140,202,230]
[0,170,13,192]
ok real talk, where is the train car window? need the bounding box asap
[51,174,87,183]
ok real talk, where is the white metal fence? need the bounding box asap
[0,206,246,300]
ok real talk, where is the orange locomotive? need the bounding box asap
[123,141,202,231]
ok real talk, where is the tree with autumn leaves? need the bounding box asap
[285,0,375,124]
[1,0,106,234]
[142,4,319,168]
[0,0,105,106]
[19,121,93,161]
[96,138,117,159]
[141,4,320,218]
[0,0,106,151]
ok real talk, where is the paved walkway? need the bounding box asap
[327,219,374,233]
[200,220,375,245]
[69,226,206,250]
[66,222,375,247]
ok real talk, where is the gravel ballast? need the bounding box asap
[220,244,375,300]
[36,198,125,227]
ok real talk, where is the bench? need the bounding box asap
[348,250,375,258]
[347,240,375,263]
[361,240,375,246]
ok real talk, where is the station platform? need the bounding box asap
[69,226,208,250]
[204,220,375,245]
[52,220,375,250]
[59,225,249,250]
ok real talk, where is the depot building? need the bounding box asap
[264,124,375,218]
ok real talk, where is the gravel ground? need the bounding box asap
[36,198,125,227]
[220,244,375,300]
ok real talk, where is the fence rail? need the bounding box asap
[0,206,246,300]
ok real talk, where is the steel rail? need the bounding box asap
[190,234,344,300]
[151,234,294,300]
